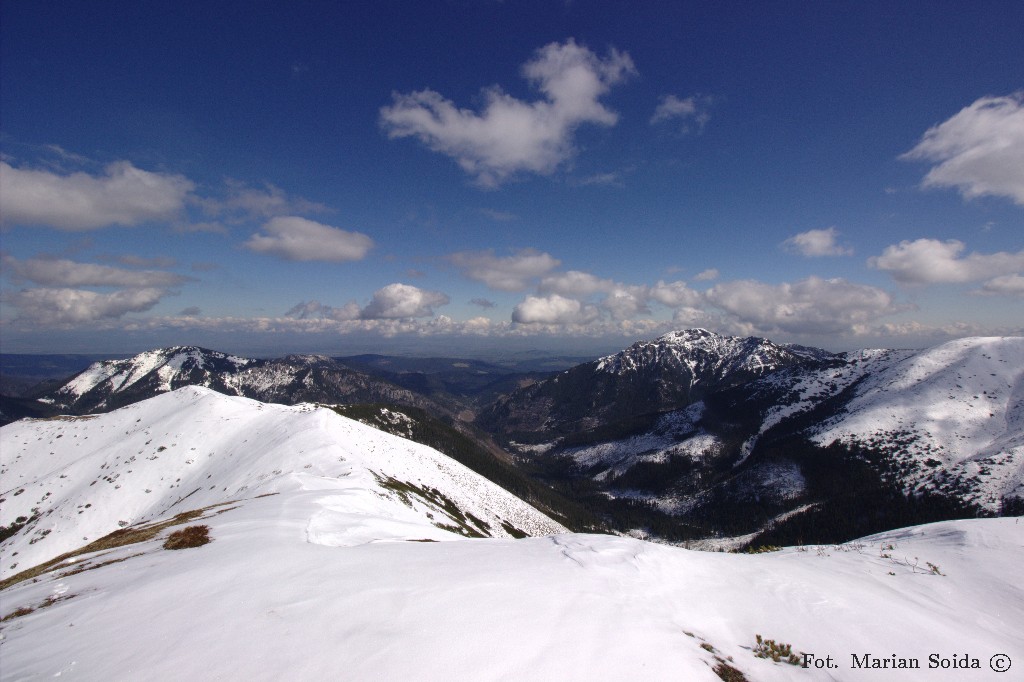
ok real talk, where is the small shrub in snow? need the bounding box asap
[745,545,781,554]
[163,525,211,550]
[753,634,801,665]
[713,660,749,681]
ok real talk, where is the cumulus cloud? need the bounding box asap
[901,92,1024,205]
[650,280,702,308]
[868,238,1024,284]
[0,160,193,230]
[4,287,169,325]
[448,248,560,291]
[512,293,600,325]
[3,255,190,288]
[539,270,614,297]
[244,216,373,262]
[602,285,651,320]
[977,274,1024,297]
[782,227,854,257]
[530,273,703,324]
[693,268,719,281]
[705,276,901,335]
[650,94,713,132]
[380,39,635,187]
[360,283,449,319]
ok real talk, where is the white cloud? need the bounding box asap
[650,94,712,132]
[538,270,614,297]
[868,238,1024,284]
[4,287,169,325]
[360,283,449,319]
[0,160,193,230]
[244,216,374,262]
[3,255,189,288]
[602,286,650,320]
[977,274,1024,297]
[782,227,854,257]
[539,272,679,320]
[380,39,635,187]
[650,280,702,308]
[901,92,1024,205]
[448,248,560,291]
[693,268,719,281]
[705,276,901,335]
[512,294,600,325]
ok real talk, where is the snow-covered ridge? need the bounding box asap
[594,328,820,382]
[56,346,256,401]
[41,345,433,417]
[730,337,1024,511]
[0,386,565,579]
[809,336,1024,508]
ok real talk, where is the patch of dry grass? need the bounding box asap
[162,525,211,550]
[0,499,239,591]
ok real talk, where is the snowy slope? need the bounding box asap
[1,502,1020,679]
[55,346,254,402]
[0,387,565,579]
[2,388,1021,680]
[806,337,1024,509]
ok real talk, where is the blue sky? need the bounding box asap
[1,0,1022,356]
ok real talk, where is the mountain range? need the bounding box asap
[481,331,1023,546]
[4,329,1022,548]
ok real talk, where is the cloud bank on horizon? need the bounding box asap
[1,3,1022,354]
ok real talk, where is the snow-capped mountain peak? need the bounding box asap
[56,346,255,403]
[41,346,438,416]
[594,328,821,381]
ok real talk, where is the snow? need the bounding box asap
[0,387,564,577]
[565,403,715,476]
[727,338,1024,510]
[810,337,1024,508]
[594,328,803,380]
[3,352,1023,679]
[1,494,1020,679]
[59,362,122,399]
